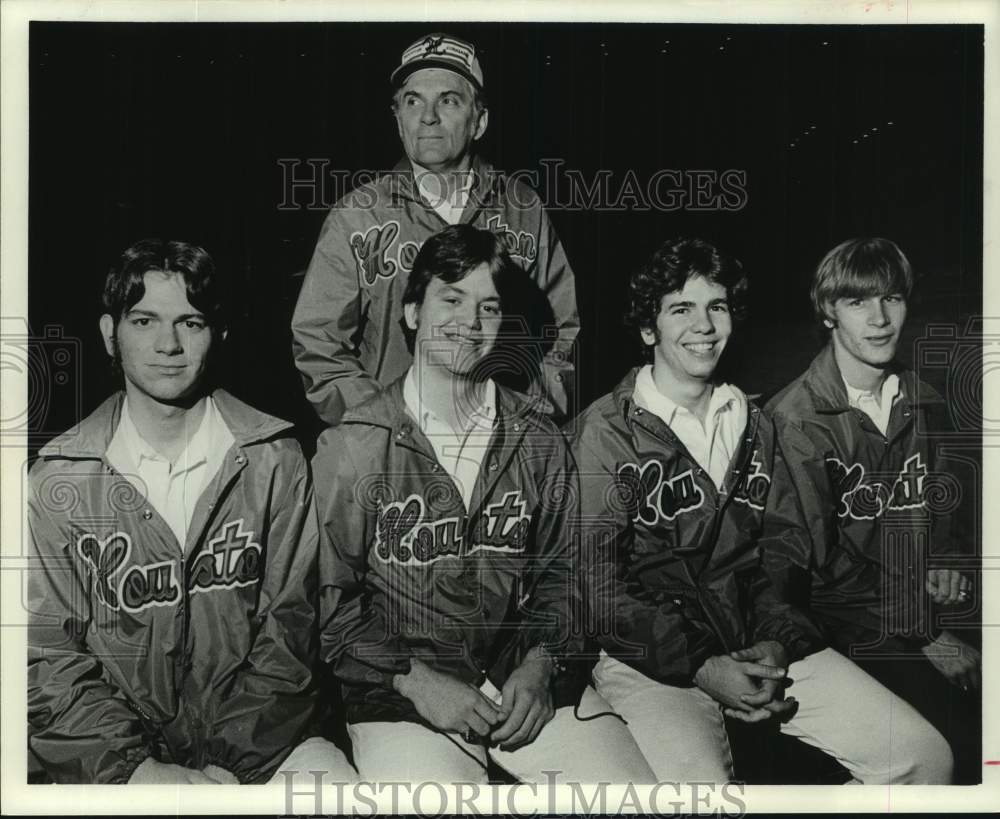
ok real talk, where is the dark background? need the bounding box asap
[28,22,983,453]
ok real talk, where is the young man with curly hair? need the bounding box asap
[570,237,952,784]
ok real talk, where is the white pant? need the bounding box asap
[592,648,953,784]
[349,684,656,784]
[267,736,359,784]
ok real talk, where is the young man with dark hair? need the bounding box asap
[764,237,981,782]
[314,224,654,783]
[27,239,355,784]
[571,237,952,784]
[293,32,579,425]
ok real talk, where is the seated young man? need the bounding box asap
[27,239,355,784]
[314,224,654,784]
[570,237,953,784]
[764,238,981,782]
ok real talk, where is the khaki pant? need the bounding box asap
[348,684,656,784]
[592,647,953,784]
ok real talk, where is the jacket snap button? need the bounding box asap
[142,509,153,520]
[432,464,439,472]
[513,423,521,432]
[490,461,498,471]
[235,454,245,464]
[635,408,643,415]
[555,373,563,382]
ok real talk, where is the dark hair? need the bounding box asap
[102,239,226,331]
[626,237,748,357]
[403,224,512,308]
[401,225,513,356]
[810,238,914,326]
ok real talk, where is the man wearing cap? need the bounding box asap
[292,32,579,426]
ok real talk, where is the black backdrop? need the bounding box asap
[28,22,983,453]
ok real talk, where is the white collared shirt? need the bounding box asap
[843,372,901,436]
[106,396,235,550]
[632,364,748,491]
[411,162,473,225]
[403,369,497,509]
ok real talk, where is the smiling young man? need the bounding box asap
[571,237,952,784]
[764,237,981,782]
[27,239,355,784]
[293,32,579,425]
[314,224,654,784]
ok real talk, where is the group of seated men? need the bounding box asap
[27,31,980,786]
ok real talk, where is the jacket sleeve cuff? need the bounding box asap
[380,654,413,690]
[112,745,155,784]
[201,757,256,784]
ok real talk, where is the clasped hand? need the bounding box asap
[694,640,796,724]
[394,653,556,751]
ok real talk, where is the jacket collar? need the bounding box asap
[385,155,499,209]
[340,374,534,446]
[609,366,755,424]
[37,389,293,460]
[610,367,642,422]
[803,343,937,414]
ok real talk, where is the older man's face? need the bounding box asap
[395,68,487,173]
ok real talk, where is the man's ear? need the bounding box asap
[404,301,420,331]
[99,314,116,357]
[639,326,657,347]
[473,107,489,142]
[821,302,837,329]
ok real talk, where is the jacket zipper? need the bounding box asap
[630,408,760,649]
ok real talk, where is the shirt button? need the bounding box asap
[142,509,153,520]
[235,454,245,464]
[432,464,440,472]
[489,461,498,471]
[513,423,521,432]
[555,373,563,383]
[634,408,643,416]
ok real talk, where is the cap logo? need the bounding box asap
[422,35,446,56]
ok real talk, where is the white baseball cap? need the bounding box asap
[391,33,484,92]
